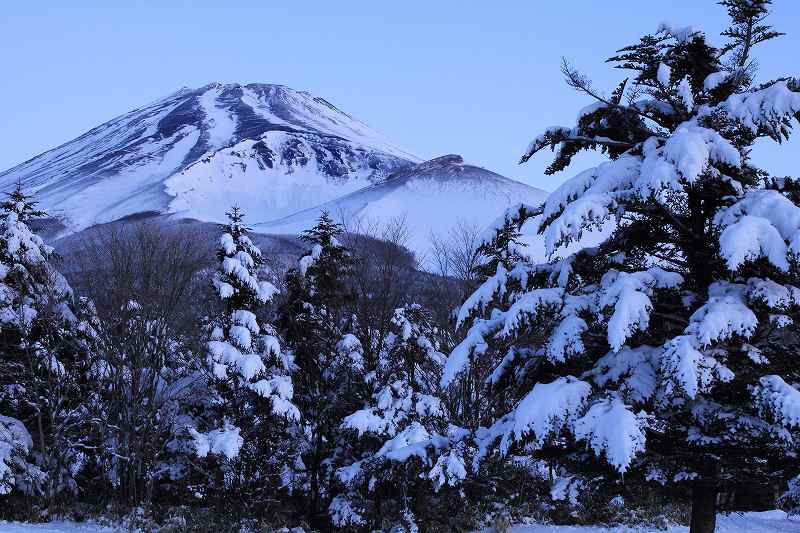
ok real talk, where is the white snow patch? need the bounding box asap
[198,85,238,151]
[165,133,380,223]
[481,511,800,532]
[0,522,118,532]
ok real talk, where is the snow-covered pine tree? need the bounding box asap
[0,184,104,513]
[449,204,544,434]
[442,2,800,532]
[335,304,465,531]
[189,206,298,514]
[278,211,367,528]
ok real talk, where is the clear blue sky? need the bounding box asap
[1,1,798,191]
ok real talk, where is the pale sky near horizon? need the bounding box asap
[2,1,798,192]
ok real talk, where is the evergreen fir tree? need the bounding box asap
[335,304,465,531]
[189,206,298,515]
[0,184,104,512]
[443,3,800,532]
[278,211,366,528]
[475,204,539,282]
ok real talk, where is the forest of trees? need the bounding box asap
[2,1,800,532]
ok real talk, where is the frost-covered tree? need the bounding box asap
[335,304,466,531]
[443,3,800,532]
[0,185,104,512]
[189,206,298,514]
[278,211,367,527]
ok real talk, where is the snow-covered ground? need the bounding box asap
[2,511,797,532]
[0,523,114,533]
[479,511,799,532]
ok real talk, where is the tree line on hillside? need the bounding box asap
[3,1,800,532]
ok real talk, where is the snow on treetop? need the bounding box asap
[498,288,565,338]
[703,71,731,92]
[656,21,703,43]
[299,244,323,277]
[746,277,800,309]
[191,425,243,460]
[329,495,366,528]
[0,415,33,495]
[376,421,432,462]
[428,448,467,490]
[657,63,672,87]
[2,211,53,265]
[599,268,683,352]
[686,282,757,346]
[477,202,542,251]
[588,345,660,404]
[472,378,591,459]
[232,309,260,333]
[641,123,741,188]
[511,376,591,444]
[336,333,363,355]
[442,312,502,387]
[456,264,509,329]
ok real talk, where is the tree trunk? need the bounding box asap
[690,483,717,533]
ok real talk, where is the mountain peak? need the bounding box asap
[0,82,419,236]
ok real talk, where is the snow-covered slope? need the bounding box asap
[0,83,418,235]
[256,154,548,257]
[163,129,410,224]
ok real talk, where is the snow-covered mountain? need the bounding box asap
[258,154,548,255]
[0,83,548,257]
[0,83,418,235]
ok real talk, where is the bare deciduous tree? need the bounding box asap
[63,222,212,508]
[66,222,212,333]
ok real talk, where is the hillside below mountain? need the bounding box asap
[258,154,548,256]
